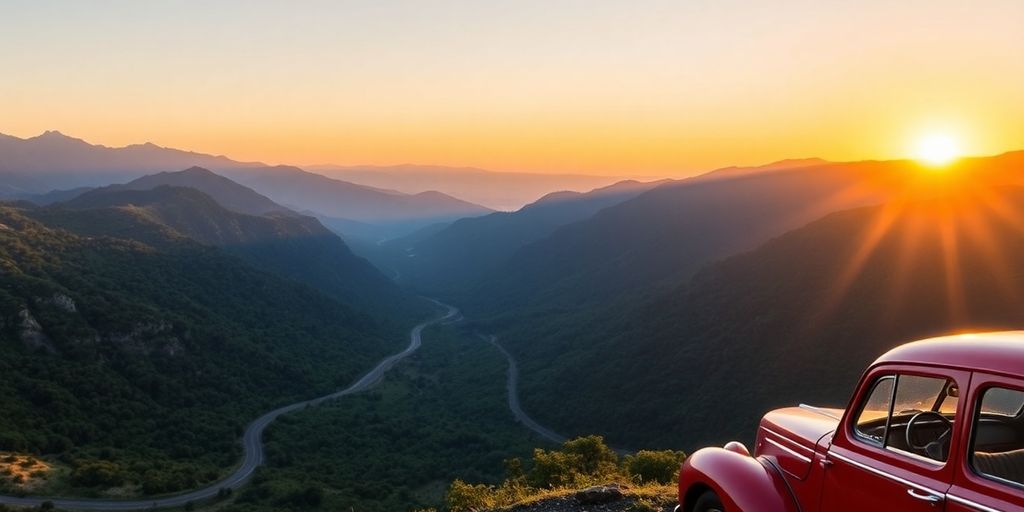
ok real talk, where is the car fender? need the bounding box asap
[679,446,800,512]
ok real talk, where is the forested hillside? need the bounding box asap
[0,205,418,497]
[500,184,1024,448]
[34,184,424,320]
[467,153,1024,317]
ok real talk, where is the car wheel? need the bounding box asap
[693,490,725,512]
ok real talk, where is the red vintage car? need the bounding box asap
[677,331,1024,512]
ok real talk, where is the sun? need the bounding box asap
[913,133,961,167]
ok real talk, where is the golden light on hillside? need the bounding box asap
[914,133,961,167]
[799,158,1024,337]
[0,453,51,489]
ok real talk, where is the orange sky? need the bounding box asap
[2,1,1022,177]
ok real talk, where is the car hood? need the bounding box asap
[757,405,843,480]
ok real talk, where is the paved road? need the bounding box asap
[0,300,458,511]
[480,334,568,444]
[481,333,633,455]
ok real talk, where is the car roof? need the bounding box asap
[874,331,1024,378]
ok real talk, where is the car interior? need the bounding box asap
[971,387,1024,487]
[855,377,1024,486]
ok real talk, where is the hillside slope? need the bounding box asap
[35,186,418,318]
[0,205,411,496]
[508,184,1024,449]
[222,165,492,227]
[469,153,1024,317]
[112,166,293,217]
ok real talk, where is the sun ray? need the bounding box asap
[937,201,968,325]
[800,199,906,333]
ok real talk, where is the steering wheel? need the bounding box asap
[905,411,953,455]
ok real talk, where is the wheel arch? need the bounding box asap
[679,447,800,512]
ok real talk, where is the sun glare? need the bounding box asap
[914,133,961,167]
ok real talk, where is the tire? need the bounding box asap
[693,490,725,512]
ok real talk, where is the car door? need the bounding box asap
[819,365,970,512]
[946,373,1024,512]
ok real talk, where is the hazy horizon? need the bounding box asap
[3,1,1022,176]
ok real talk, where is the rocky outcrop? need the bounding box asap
[575,484,627,505]
[12,303,184,357]
[106,321,184,356]
[46,293,77,313]
[18,308,56,353]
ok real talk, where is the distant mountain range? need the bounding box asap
[309,164,636,211]
[0,131,257,191]
[463,152,1024,316]
[386,179,670,294]
[217,165,492,235]
[0,131,492,238]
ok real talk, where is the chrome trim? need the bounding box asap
[800,403,842,420]
[946,494,1001,512]
[672,505,682,512]
[764,438,813,464]
[885,446,945,467]
[828,451,945,497]
[761,427,815,456]
[907,488,944,504]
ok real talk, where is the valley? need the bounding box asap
[4,149,1024,511]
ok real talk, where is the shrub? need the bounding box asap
[561,436,619,476]
[71,460,123,487]
[529,448,583,488]
[624,450,687,484]
[529,436,620,488]
[445,479,495,512]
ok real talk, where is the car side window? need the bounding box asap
[970,386,1024,488]
[852,373,958,463]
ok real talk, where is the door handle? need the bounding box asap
[906,488,944,505]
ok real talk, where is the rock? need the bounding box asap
[48,293,77,313]
[18,308,57,354]
[575,484,626,505]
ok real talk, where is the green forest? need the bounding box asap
[221,324,544,512]
[0,205,421,497]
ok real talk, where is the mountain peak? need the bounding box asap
[28,130,89,145]
[180,166,216,175]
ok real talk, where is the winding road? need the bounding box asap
[0,300,459,511]
[479,334,568,445]
[481,333,632,454]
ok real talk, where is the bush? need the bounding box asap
[72,460,123,487]
[529,436,619,488]
[445,479,495,512]
[529,448,582,488]
[561,436,619,476]
[624,450,687,484]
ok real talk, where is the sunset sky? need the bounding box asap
[2,0,1022,176]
